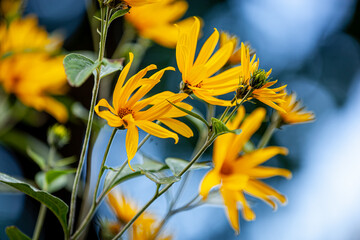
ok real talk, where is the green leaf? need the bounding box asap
[99,58,124,78]
[211,118,241,137]
[104,158,164,192]
[6,226,31,240]
[165,158,210,176]
[63,53,100,87]
[167,100,210,128]
[55,156,77,167]
[26,147,46,170]
[0,173,69,238]
[109,8,130,24]
[140,169,180,185]
[35,169,75,193]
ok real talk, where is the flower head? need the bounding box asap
[125,0,195,48]
[237,43,287,112]
[177,17,243,106]
[0,53,68,122]
[199,106,291,233]
[219,32,255,66]
[277,91,315,125]
[107,190,172,240]
[0,16,62,56]
[95,52,193,169]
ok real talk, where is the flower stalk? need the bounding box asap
[68,5,111,236]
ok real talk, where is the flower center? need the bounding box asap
[220,163,233,176]
[117,108,133,119]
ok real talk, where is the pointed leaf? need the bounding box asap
[99,58,124,78]
[109,8,130,24]
[26,147,46,170]
[211,118,241,137]
[140,169,180,185]
[0,173,69,238]
[63,53,100,87]
[6,226,31,240]
[167,100,210,128]
[165,158,210,176]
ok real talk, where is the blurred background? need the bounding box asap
[1,0,360,239]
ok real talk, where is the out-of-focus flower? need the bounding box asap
[219,32,255,66]
[106,190,172,240]
[125,0,194,48]
[277,91,315,125]
[0,16,62,56]
[48,124,70,148]
[199,107,292,233]
[0,53,68,122]
[0,0,22,18]
[95,52,193,169]
[177,17,242,106]
[237,43,287,112]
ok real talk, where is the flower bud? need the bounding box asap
[249,69,268,89]
[47,124,70,148]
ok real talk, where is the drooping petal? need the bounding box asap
[136,120,179,143]
[235,191,256,221]
[123,114,139,171]
[95,99,124,127]
[199,170,221,199]
[159,118,193,138]
[220,188,240,233]
[247,179,287,204]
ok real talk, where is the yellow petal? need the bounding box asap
[135,120,179,143]
[113,52,134,110]
[247,179,287,204]
[124,114,139,171]
[226,107,266,161]
[222,173,250,191]
[204,41,233,77]
[246,166,292,179]
[199,170,221,199]
[220,188,240,233]
[236,191,256,221]
[159,118,193,138]
[236,147,288,169]
[194,28,219,66]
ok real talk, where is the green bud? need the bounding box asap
[47,124,70,148]
[249,69,268,89]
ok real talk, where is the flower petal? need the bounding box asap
[220,188,240,233]
[199,170,221,199]
[124,114,139,171]
[136,120,179,143]
[159,118,193,138]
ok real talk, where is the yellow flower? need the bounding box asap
[107,190,172,240]
[95,52,193,169]
[277,91,315,125]
[177,17,243,106]
[0,53,68,122]
[219,32,255,66]
[0,16,62,56]
[125,0,194,48]
[199,107,292,233]
[119,0,161,7]
[237,43,287,113]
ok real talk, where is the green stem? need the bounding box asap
[71,133,152,240]
[32,204,47,240]
[93,128,117,205]
[224,89,253,124]
[257,111,280,149]
[111,137,215,240]
[68,6,110,236]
